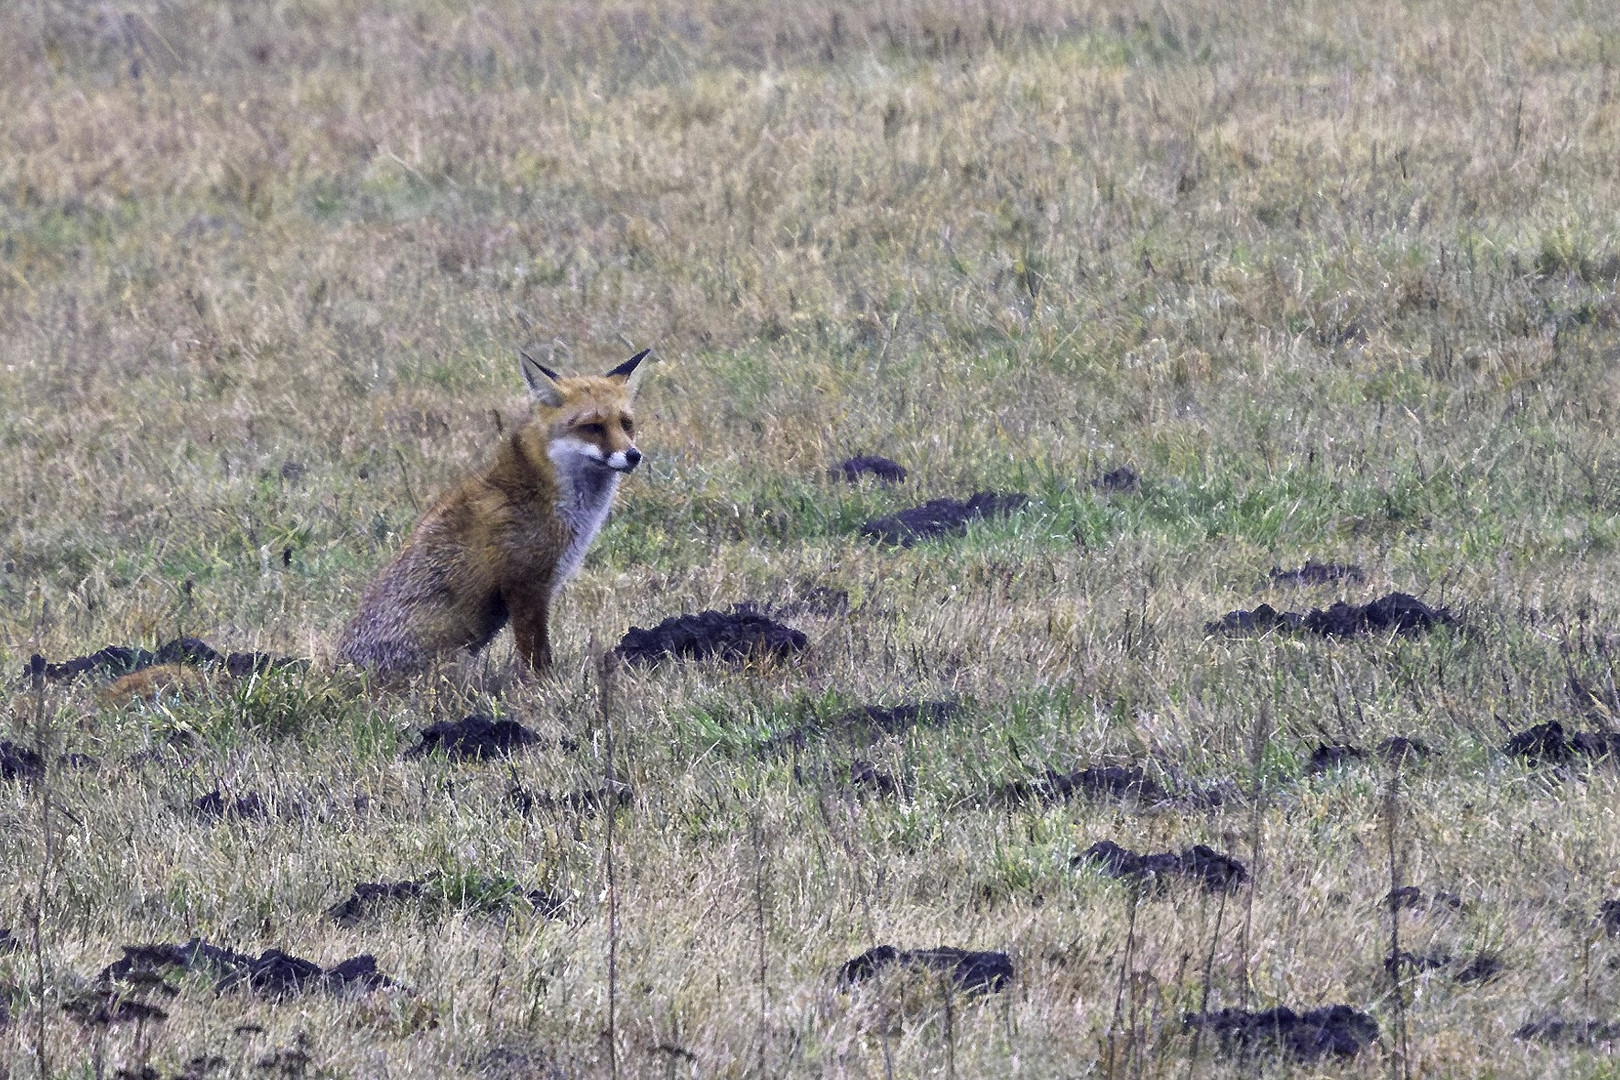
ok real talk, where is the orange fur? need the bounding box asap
[338,350,647,677]
[99,663,211,703]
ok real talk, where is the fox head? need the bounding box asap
[518,348,647,476]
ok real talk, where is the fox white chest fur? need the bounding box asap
[548,436,623,597]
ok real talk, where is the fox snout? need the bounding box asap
[610,447,642,473]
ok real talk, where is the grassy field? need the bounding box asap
[4,0,1620,1075]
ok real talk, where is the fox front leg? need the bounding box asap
[507,592,555,674]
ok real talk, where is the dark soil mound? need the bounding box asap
[1600,899,1620,935]
[837,945,1012,993]
[614,608,808,666]
[1454,953,1504,983]
[217,950,327,997]
[1503,721,1620,765]
[848,760,900,797]
[1092,466,1140,494]
[222,652,297,677]
[1268,562,1366,587]
[217,950,392,998]
[860,491,1027,546]
[1514,1015,1620,1045]
[23,637,304,684]
[1,740,44,782]
[1207,592,1457,636]
[1186,1005,1379,1061]
[1304,593,1457,634]
[194,788,269,821]
[26,639,212,682]
[997,765,1169,806]
[836,456,908,484]
[1305,744,1367,775]
[1503,722,1569,763]
[99,940,246,985]
[1570,730,1620,758]
[326,880,426,926]
[100,938,393,999]
[1078,841,1247,893]
[406,715,541,761]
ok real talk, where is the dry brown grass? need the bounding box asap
[4,0,1620,1076]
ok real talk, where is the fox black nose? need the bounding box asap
[624,447,642,471]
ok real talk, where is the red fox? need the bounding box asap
[338,348,649,677]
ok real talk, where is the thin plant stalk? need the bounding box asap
[596,642,620,1080]
[1385,768,1410,1080]
[1238,704,1271,1010]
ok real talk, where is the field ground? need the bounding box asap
[4,0,1620,1075]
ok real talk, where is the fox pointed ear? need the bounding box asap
[604,348,651,394]
[519,348,564,407]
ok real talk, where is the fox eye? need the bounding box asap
[581,422,606,438]
[620,417,635,435]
